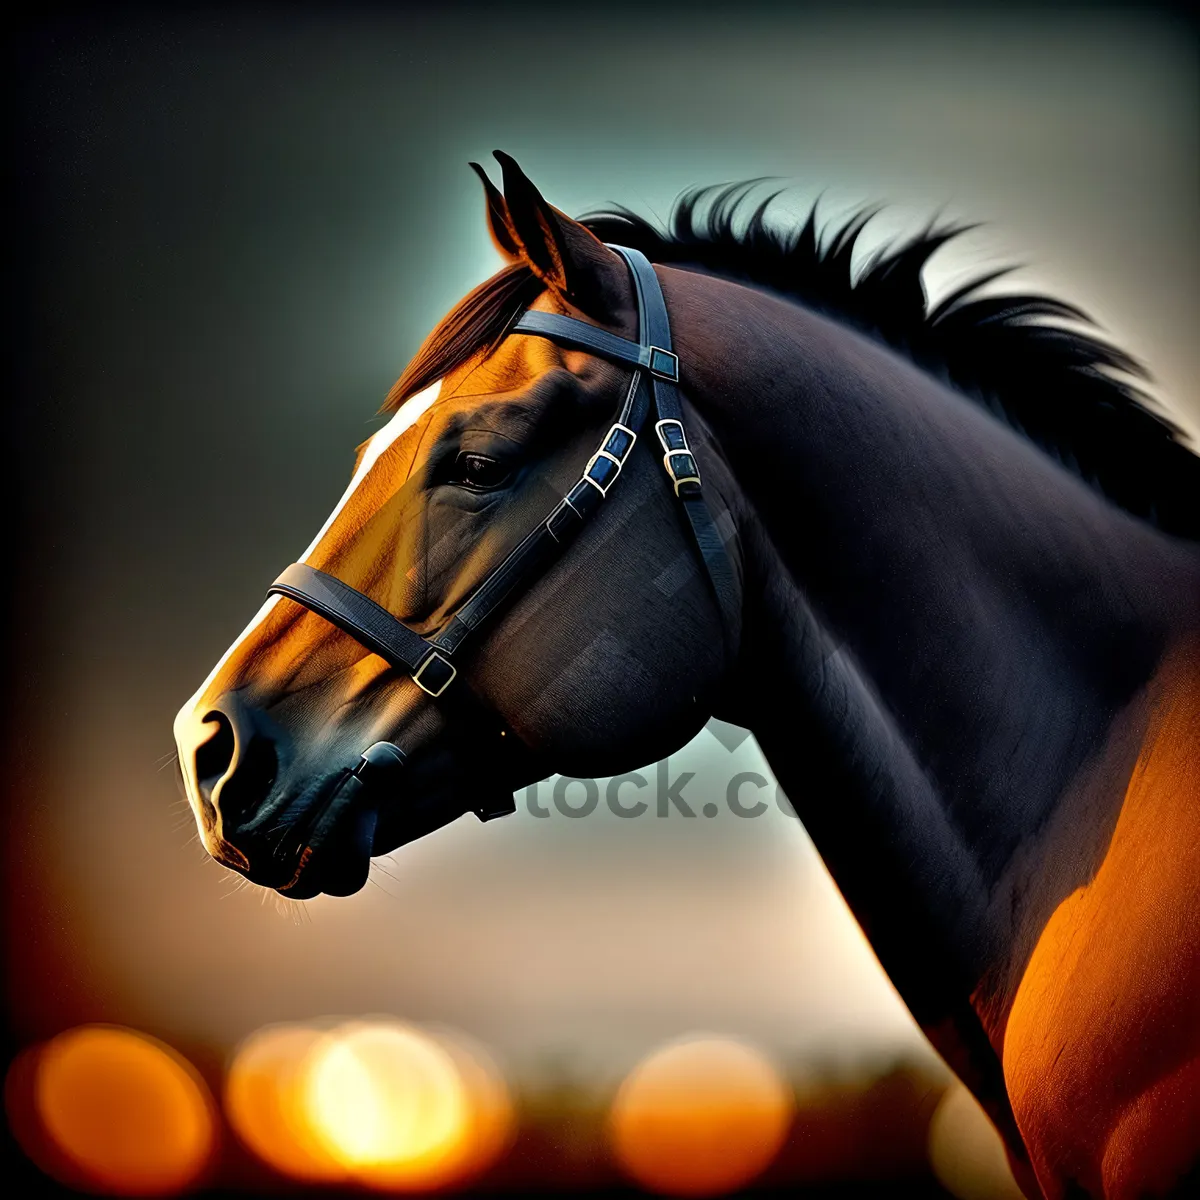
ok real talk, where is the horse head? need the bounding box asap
[173,153,742,898]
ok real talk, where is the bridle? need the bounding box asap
[266,246,737,821]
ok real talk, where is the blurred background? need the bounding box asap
[7,2,1198,1196]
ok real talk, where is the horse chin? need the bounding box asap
[274,803,378,900]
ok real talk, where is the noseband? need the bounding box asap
[267,246,737,818]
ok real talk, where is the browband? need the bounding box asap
[267,246,737,706]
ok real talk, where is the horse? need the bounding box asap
[172,152,1200,1199]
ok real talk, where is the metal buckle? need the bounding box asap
[605,422,638,456]
[412,650,456,697]
[583,449,623,495]
[654,419,702,493]
[647,346,680,381]
[654,418,687,452]
[664,457,701,495]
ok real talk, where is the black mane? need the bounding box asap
[582,185,1199,539]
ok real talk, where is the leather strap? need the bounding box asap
[608,247,740,634]
[511,311,679,380]
[271,562,434,674]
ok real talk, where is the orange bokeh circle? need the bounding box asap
[609,1034,794,1197]
[29,1025,216,1196]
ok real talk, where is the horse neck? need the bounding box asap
[665,266,1200,1027]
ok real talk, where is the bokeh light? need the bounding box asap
[927,1083,1025,1200]
[226,1017,512,1190]
[225,1022,347,1183]
[301,1019,469,1189]
[19,1025,215,1196]
[608,1034,794,1197]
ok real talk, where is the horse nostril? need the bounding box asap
[195,712,235,808]
[194,702,279,833]
[220,736,278,828]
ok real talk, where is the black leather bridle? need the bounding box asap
[266,246,737,820]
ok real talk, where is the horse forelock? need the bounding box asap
[385,265,544,415]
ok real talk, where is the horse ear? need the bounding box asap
[469,161,522,258]
[489,150,628,319]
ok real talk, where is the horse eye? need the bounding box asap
[452,452,512,491]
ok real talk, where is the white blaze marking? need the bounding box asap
[173,380,443,792]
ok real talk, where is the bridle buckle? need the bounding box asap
[647,346,679,381]
[412,650,457,697]
[655,418,702,494]
[582,421,639,496]
[583,449,624,495]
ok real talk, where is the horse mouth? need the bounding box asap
[221,768,378,899]
[276,846,315,893]
[276,772,379,899]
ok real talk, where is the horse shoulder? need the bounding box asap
[1002,635,1200,1199]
